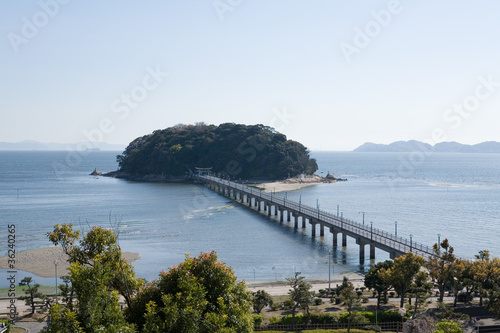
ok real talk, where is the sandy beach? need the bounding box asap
[255,174,345,193]
[0,247,140,278]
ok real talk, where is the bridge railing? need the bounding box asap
[198,175,434,258]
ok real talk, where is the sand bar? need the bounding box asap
[0,247,140,278]
[254,174,345,193]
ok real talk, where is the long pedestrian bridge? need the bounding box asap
[197,174,435,263]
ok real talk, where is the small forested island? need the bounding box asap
[110,123,318,181]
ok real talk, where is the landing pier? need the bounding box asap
[198,174,434,263]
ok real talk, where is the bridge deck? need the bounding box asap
[199,175,434,261]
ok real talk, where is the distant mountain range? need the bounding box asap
[0,140,126,151]
[354,140,500,153]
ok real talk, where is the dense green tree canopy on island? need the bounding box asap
[116,123,318,179]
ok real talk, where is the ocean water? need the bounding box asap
[1,150,499,288]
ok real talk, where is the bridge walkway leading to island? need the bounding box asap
[197,174,435,263]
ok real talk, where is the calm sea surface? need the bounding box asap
[1,151,499,287]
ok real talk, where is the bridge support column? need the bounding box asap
[263,203,267,212]
[257,201,261,212]
[302,217,306,229]
[293,214,298,229]
[287,211,291,222]
[279,209,284,223]
[342,233,347,247]
[267,205,271,217]
[370,244,375,260]
[274,207,278,216]
[359,244,365,263]
[320,224,324,237]
[332,231,338,247]
[311,223,316,238]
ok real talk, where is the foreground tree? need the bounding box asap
[287,272,314,328]
[253,290,273,314]
[129,251,253,333]
[472,250,500,306]
[409,270,432,313]
[42,304,84,333]
[455,259,476,305]
[47,224,139,332]
[382,252,426,308]
[339,278,361,333]
[427,239,459,303]
[364,260,393,309]
[19,277,44,314]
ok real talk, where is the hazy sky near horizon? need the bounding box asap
[2,1,500,151]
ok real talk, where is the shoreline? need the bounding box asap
[102,171,346,192]
[0,247,140,278]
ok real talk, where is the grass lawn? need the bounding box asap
[0,285,55,298]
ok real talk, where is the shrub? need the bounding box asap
[389,291,395,298]
[457,292,473,303]
[268,316,280,325]
[280,314,306,325]
[252,314,264,327]
[309,313,338,324]
[283,299,294,310]
[314,298,323,305]
[270,302,280,311]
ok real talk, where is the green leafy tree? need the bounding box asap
[427,239,459,303]
[339,278,361,333]
[58,276,75,311]
[47,224,139,332]
[382,252,426,308]
[253,290,273,314]
[129,251,253,333]
[41,304,84,333]
[455,259,476,305]
[19,277,44,314]
[286,272,314,328]
[472,250,500,306]
[364,260,393,309]
[409,270,432,313]
[434,319,463,333]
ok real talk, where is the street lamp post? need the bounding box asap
[54,260,58,303]
[359,212,365,225]
[395,221,398,236]
[410,234,413,252]
[328,249,332,295]
[370,222,373,241]
[317,199,320,219]
[438,234,441,245]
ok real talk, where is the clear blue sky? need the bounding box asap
[2,1,500,150]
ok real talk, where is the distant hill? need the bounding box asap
[0,140,126,151]
[354,140,500,153]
